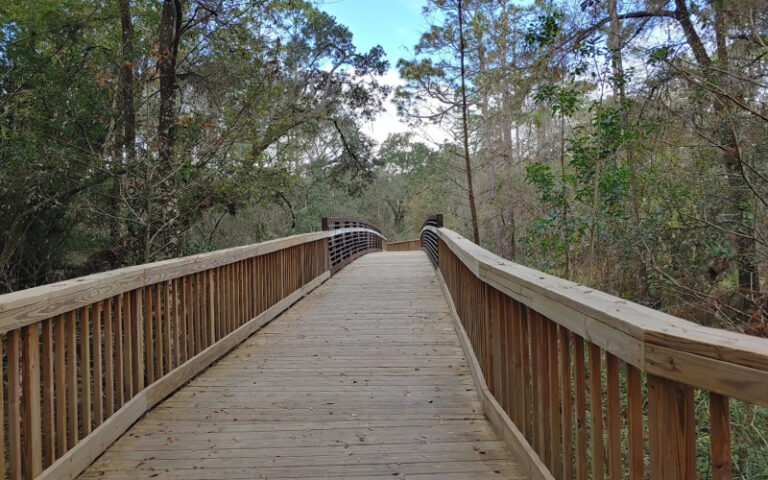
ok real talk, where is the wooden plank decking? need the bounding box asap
[80,252,526,479]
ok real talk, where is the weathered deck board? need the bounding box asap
[80,252,527,479]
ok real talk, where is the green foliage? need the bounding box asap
[524,12,562,47]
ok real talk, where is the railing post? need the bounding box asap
[648,374,696,480]
[134,289,145,391]
[22,323,43,477]
[208,270,216,343]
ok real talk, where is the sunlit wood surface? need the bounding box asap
[79,252,526,479]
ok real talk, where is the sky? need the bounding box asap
[317,0,450,147]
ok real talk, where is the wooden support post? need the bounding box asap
[55,315,68,456]
[8,329,22,480]
[648,374,696,480]
[0,337,5,477]
[626,364,644,480]
[66,310,78,448]
[41,318,55,466]
[92,303,103,429]
[209,270,216,344]
[606,353,622,480]
[22,324,43,477]
[144,287,154,385]
[104,299,115,417]
[574,335,587,480]
[79,307,92,435]
[709,393,732,479]
[135,288,145,391]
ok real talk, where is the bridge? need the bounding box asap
[0,215,765,479]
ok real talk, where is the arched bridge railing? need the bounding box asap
[0,218,380,480]
[422,214,768,480]
[322,217,385,274]
[419,214,442,268]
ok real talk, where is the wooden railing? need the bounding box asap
[322,217,385,273]
[424,217,768,480]
[419,214,442,268]
[385,239,420,251]
[0,218,381,480]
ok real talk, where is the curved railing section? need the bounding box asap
[0,218,382,480]
[427,218,768,480]
[322,217,385,274]
[419,214,442,268]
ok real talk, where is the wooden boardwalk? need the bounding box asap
[80,252,526,479]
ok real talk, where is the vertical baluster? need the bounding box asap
[187,275,195,359]
[104,299,114,417]
[626,364,644,480]
[179,277,188,363]
[123,291,133,400]
[91,303,103,428]
[195,273,203,350]
[173,279,181,367]
[144,287,154,385]
[214,269,221,342]
[648,374,695,480]
[531,312,544,455]
[22,323,43,477]
[115,294,124,407]
[201,271,209,345]
[79,306,92,436]
[134,288,145,391]
[574,335,587,480]
[0,336,5,477]
[589,342,605,480]
[55,314,68,455]
[499,294,511,416]
[66,310,78,448]
[237,260,243,325]
[520,304,532,442]
[508,298,522,427]
[249,257,256,319]
[229,264,235,333]
[709,393,731,479]
[188,275,196,357]
[41,318,55,466]
[8,329,22,479]
[154,285,163,377]
[548,320,562,477]
[164,282,172,373]
[606,353,622,480]
[208,271,216,344]
[251,258,257,318]
[560,327,573,480]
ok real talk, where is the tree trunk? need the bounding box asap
[499,30,516,260]
[112,0,136,261]
[457,0,480,244]
[156,0,184,257]
[608,0,651,301]
[475,25,501,254]
[668,0,759,312]
[712,3,759,312]
[120,0,136,165]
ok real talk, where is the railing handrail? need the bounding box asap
[0,232,332,334]
[321,217,383,235]
[0,218,384,480]
[436,226,768,407]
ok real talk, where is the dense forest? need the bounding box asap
[2,0,768,342]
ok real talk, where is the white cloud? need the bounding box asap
[366,69,453,148]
